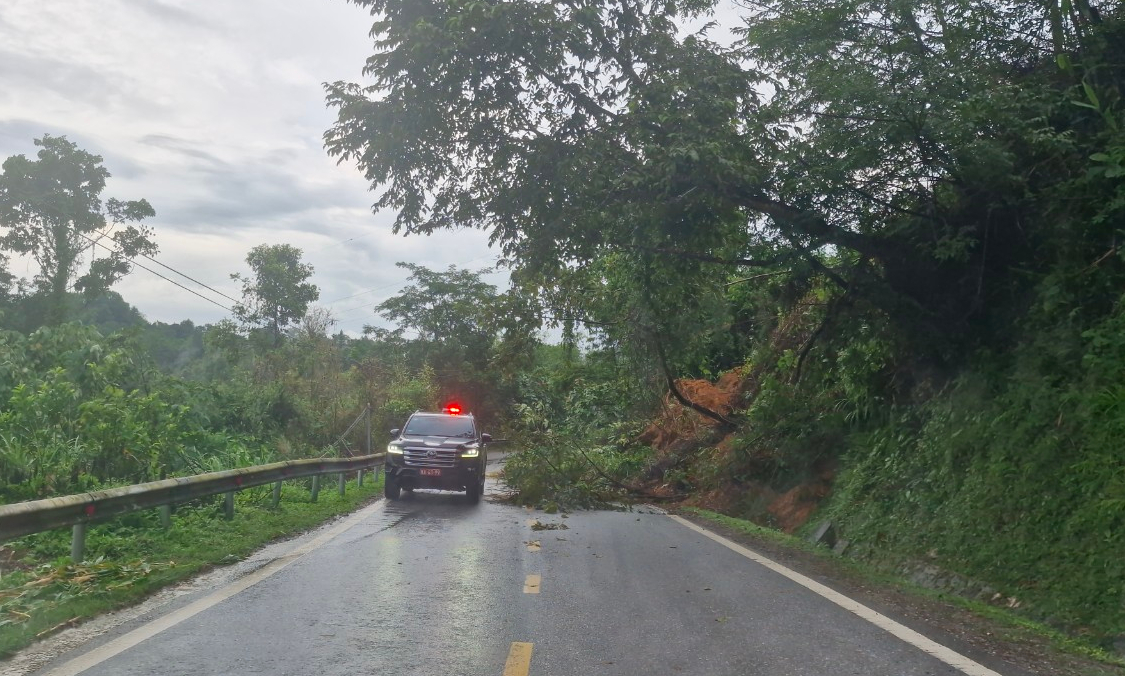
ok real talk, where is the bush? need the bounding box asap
[827,326,1125,638]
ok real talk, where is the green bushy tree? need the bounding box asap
[232,244,319,342]
[0,135,156,325]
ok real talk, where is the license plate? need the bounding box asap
[419,468,441,477]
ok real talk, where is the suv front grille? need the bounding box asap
[403,446,458,468]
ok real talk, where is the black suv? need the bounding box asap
[384,410,490,503]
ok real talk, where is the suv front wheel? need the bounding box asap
[466,477,481,504]
[384,474,401,500]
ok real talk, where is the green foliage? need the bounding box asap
[0,0,1122,652]
[503,347,655,508]
[367,263,537,428]
[231,243,319,339]
[0,135,156,325]
[138,319,205,374]
[377,366,439,426]
[0,323,285,499]
[328,2,1125,644]
[826,318,1125,637]
[0,558,176,633]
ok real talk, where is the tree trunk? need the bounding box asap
[652,333,737,431]
[46,224,73,325]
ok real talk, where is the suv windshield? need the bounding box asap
[403,415,476,438]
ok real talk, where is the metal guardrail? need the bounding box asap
[0,453,386,561]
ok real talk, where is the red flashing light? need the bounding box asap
[443,403,463,415]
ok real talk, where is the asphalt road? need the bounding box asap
[21,457,1005,676]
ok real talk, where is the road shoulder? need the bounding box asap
[675,509,1124,676]
[1,488,388,676]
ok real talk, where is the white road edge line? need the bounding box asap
[41,500,388,676]
[668,515,1003,676]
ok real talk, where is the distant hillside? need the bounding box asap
[0,291,206,375]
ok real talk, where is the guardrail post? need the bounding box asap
[338,473,346,496]
[357,468,364,487]
[223,491,234,520]
[271,481,282,509]
[159,504,172,530]
[311,475,320,503]
[71,523,86,562]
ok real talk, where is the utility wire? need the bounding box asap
[324,279,409,306]
[136,250,241,304]
[75,224,239,304]
[73,231,500,321]
[332,292,400,319]
[75,232,234,313]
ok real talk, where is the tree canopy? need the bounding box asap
[232,243,320,340]
[326,0,1122,364]
[0,135,156,324]
[369,262,537,420]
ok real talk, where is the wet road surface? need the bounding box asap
[23,457,1003,676]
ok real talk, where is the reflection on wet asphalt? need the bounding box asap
[30,454,978,676]
[40,459,532,676]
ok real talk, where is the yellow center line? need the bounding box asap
[503,642,534,676]
[526,540,541,552]
[526,518,537,526]
[523,574,541,594]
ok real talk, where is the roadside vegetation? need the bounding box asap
[324,0,1125,654]
[0,478,382,657]
[0,245,540,650]
[0,139,540,648]
[3,0,1125,662]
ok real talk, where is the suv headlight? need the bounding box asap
[460,446,480,458]
[387,444,404,455]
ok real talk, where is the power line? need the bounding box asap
[136,250,240,304]
[71,232,503,321]
[71,220,241,305]
[74,232,234,313]
[76,231,240,306]
[332,292,400,319]
[303,230,380,256]
[324,279,408,306]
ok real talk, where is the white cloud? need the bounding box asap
[0,0,504,333]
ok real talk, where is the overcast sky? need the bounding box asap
[1,1,744,336]
[0,0,506,335]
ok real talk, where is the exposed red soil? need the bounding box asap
[636,372,745,455]
[635,362,833,533]
[766,476,832,532]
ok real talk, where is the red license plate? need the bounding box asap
[419,468,441,477]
